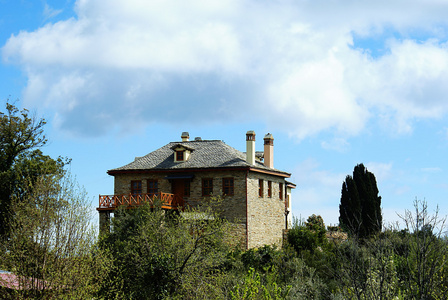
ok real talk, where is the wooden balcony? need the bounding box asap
[97,192,183,211]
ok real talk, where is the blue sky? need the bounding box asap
[2,0,448,228]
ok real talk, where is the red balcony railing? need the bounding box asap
[98,192,183,210]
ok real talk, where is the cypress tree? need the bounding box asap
[339,163,382,238]
[339,175,361,234]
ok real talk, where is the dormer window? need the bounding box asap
[171,143,194,163]
[176,150,184,161]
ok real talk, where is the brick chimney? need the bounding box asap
[246,131,256,165]
[181,132,189,142]
[263,133,274,168]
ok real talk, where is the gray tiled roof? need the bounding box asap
[109,140,290,176]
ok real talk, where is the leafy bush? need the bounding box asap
[287,217,327,255]
[241,245,281,272]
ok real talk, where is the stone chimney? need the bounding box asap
[246,131,256,165]
[181,132,189,142]
[263,133,274,168]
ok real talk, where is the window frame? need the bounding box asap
[267,181,272,198]
[279,182,283,200]
[147,179,158,197]
[258,179,264,197]
[222,177,234,196]
[131,180,142,196]
[202,178,213,196]
[176,150,184,161]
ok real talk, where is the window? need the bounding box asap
[176,150,184,161]
[202,178,213,196]
[268,181,272,197]
[131,180,142,196]
[184,180,191,197]
[147,179,158,196]
[258,179,263,197]
[279,183,283,200]
[222,178,234,196]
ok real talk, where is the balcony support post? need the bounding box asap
[99,211,111,235]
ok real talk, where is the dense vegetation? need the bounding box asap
[98,202,428,300]
[1,102,448,299]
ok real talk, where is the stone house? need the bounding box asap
[98,131,295,249]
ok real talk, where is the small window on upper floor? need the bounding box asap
[267,181,272,197]
[279,182,283,200]
[259,179,264,197]
[176,150,184,161]
[171,144,194,162]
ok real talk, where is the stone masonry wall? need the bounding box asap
[246,172,286,248]
[113,173,171,196]
[113,170,248,247]
[111,170,287,249]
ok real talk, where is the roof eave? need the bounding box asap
[249,167,291,178]
[107,166,252,175]
[108,166,291,178]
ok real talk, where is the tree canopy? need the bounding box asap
[0,101,68,236]
[339,163,382,238]
[0,172,109,299]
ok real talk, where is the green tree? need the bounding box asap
[334,200,448,300]
[0,101,67,236]
[339,164,382,238]
[99,197,234,299]
[306,214,325,232]
[334,231,402,300]
[287,216,328,255]
[0,172,110,299]
[395,199,448,299]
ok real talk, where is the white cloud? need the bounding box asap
[421,167,442,173]
[365,162,393,182]
[321,137,350,152]
[2,0,448,137]
[352,40,448,133]
[43,3,63,21]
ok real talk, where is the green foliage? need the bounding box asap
[99,197,233,299]
[287,216,327,255]
[230,268,262,300]
[334,232,403,300]
[306,214,325,231]
[230,267,291,300]
[395,199,448,299]
[0,102,47,171]
[241,245,281,272]
[331,200,448,300]
[339,163,382,239]
[0,101,68,237]
[92,199,448,299]
[0,172,110,299]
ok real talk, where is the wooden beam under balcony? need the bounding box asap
[97,192,183,211]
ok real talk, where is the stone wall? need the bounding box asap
[225,222,247,249]
[112,170,248,247]
[113,173,171,195]
[111,169,287,249]
[246,172,286,248]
